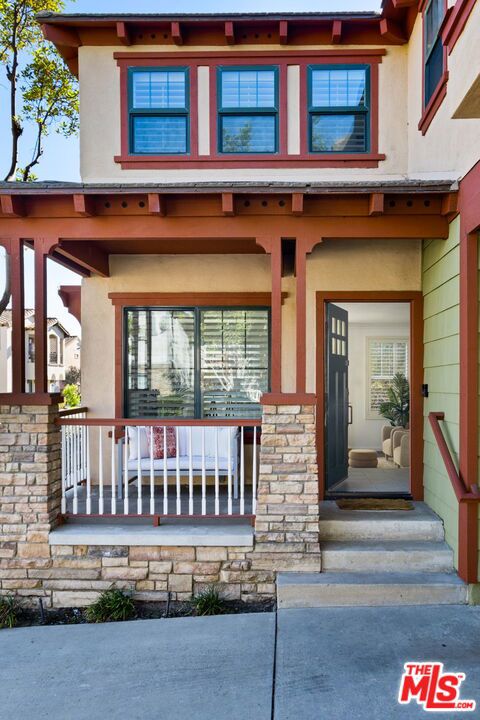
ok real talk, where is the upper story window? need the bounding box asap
[424,0,445,106]
[218,67,278,154]
[308,65,369,153]
[129,68,189,154]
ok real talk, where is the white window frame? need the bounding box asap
[366,336,409,420]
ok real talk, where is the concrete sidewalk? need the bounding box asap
[1,605,480,720]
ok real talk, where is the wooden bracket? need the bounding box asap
[279,20,288,45]
[222,193,235,216]
[148,193,166,216]
[73,194,95,217]
[0,195,25,217]
[171,21,183,45]
[331,20,342,44]
[116,21,132,46]
[225,21,235,44]
[379,18,407,43]
[291,193,304,216]
[369,193,385,216]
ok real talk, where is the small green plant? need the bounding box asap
[0,595,20,629]
[61,383,81,408]
[379,372,410,428]
[192,586,225,616]
[86,588,136,623]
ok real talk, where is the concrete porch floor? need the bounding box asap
[2,606,480,719]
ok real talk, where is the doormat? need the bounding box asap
[336,498,414,511]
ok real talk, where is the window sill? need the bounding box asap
[49,521,254,547]
[418,71,449,136]
[114,153,386,170]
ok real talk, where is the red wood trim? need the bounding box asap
[147,193,166,216]
[114,303,122,418]
[114,49,387,61]
[331,19,342,43]
[292,193,304,216]
[108,292,284,306]
[379,18,407,43]
[34,239,56,394]
[116,21,131,46]
[256,237,282,393]
[370,62,380,155]
[368,192,384,216]
[40,23,81,48]
[221,193,235,216]
[295,237,317,395]
[261,392,316,405]
[171,21,183,46]
[392,0,417,7]
[0,392,62,405]
[57,417,262,427]
[57,240,109,277]
[115,155,386,169]
[73,194,95,217]
[418,71,449,135]
[441,191,459,219]
[1,195,25,217]
[10,238,25,394]
[442,0,476,54]
[224,21,235,45]
[58,285,81,323]
[279,63,288,156]
[57,405,88,417]
[316,290,424,501]
[190,62,199,157]
[279,20,288,45]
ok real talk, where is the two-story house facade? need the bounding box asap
[0,2,479,609]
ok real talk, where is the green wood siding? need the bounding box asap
[422,218,460,566]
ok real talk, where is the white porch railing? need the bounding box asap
[56,416,261,521]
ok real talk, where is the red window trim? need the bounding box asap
[441,0,476,54]
[419,0,448,135]
[114,49,385,170]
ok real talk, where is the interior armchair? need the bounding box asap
[392,428,410,468]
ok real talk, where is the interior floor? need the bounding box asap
[328,455,410,495]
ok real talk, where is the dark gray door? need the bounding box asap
[325,303,349,491]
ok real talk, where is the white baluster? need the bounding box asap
[86,426,91,515]
[72,425,78,514]
[123,427,129,514]
[98,427,104,515]
[227,428,232,515]
[188,426,193,515]
[175,426,181,515]
[150,426,155,515]
[252,426,258,515]
[201,426,206,516]
[111,426,116,515]
[163,426,168,515]
[214,428,219,515]
[240,427,245,516]
[137,426,142,515]
[61,426,66,514]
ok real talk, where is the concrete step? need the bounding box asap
[321,540,454,573]
[319,501,445,542]
[277,571,468,608]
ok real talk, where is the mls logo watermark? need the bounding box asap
[399,663,476,712]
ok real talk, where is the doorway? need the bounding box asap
[316,291,423,500]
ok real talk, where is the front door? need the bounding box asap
[325,303,349,491]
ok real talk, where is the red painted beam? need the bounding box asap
[221,193,235,216]
[257,237,282,393]
[58,285,81,323]
[291,193,304,215]
[279,20,288,45]
[10,238,25,394]
[1,195,25,217]
[34,239,57,394]
[116,21,132,46]
[224,21,235,45]
[441,192,459,219]
[147,193,166,216]
[41,23,82,47]
[57,240,110,277]
[331,20,342,44]
[171,22,183,45]
[73,194,95,217]
[379,18,407,43]
[369,193,384,216]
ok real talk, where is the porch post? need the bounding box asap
[295,237,320,394]
[256,236,282,393]
[34,238,57,394]
[10,238,25,393]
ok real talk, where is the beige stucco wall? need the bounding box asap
[82,240,421,416]
[79,44,408,183]
[407,2,480,179]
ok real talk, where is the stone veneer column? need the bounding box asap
[252,403,321,572]
[0,404,61,603]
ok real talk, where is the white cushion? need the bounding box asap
[127,427,149,461]
[128,425,239,460]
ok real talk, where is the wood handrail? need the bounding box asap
[428,411,480,502]
[56,416,262,427]
[57,406,89,417]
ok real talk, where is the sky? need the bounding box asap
[0,0,381,336]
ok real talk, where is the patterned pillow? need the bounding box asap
[148,426,177,459]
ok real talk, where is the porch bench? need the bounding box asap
[122,425,240,497]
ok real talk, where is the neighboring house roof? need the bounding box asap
[0,310,71,336]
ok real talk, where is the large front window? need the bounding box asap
[218,67,278,153]
[308,65,369,153]
[129,68,189,154]
[125,307,270,418]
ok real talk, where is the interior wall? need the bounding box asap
[346,322,409,451]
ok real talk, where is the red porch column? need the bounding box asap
[256,236,282,393]
[295,237,320,395]
[0,237,25,393]
[34,238,58,394]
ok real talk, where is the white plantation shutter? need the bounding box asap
[367,337,408,416]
